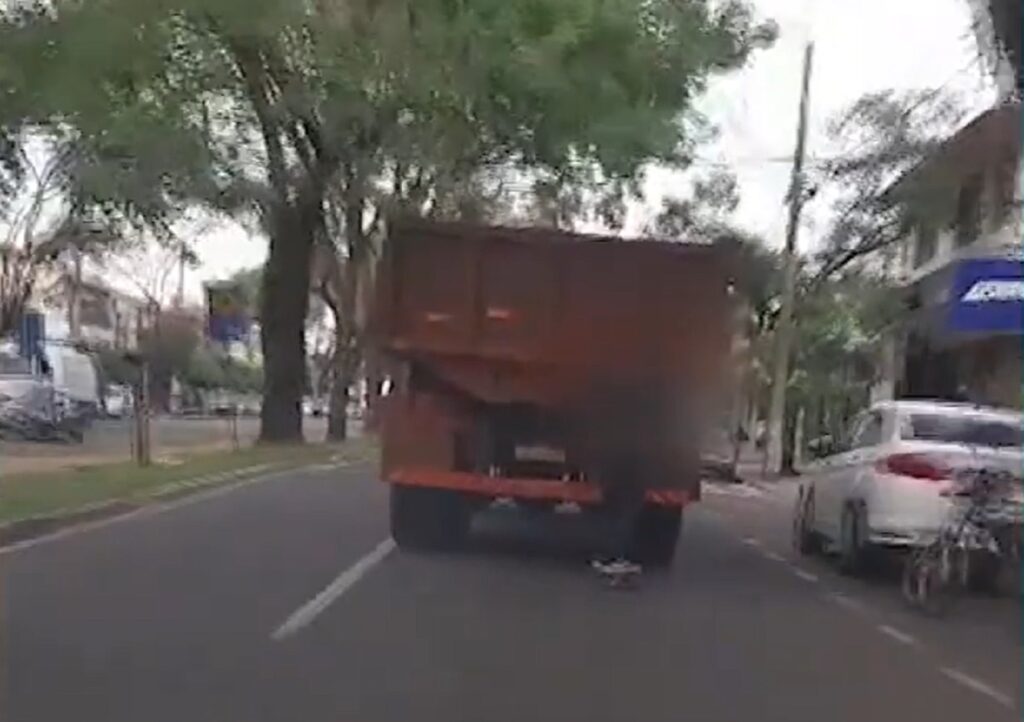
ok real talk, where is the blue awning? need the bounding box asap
[947,258,1024,335]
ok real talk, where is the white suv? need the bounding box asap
[793,400,1022,578]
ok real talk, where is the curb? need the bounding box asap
[0,461,338,550]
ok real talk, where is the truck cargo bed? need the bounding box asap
[374,220,733,408]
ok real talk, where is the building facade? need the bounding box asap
[35,271,150,349]
[874,103,1022,409]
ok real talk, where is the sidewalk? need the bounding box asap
[731,446,799,482]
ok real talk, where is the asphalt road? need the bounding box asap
[2,464,1020,721]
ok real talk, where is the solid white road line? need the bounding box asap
[941,667,1015,710]
[791,568,819,583]
[876,624,917,647]
[271,538,396,641]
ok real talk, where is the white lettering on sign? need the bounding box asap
[960,279,1024,303]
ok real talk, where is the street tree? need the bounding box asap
[811,89,967,279]
[648,169,742,239]
[789,272,900,465]
[137,308,203,409]
[0,0,776,442]
[0,132,124,336]
[102,241,200,312]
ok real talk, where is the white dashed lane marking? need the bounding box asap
[941,667,1015,710]
[741,536,762,548]
[791,568,819,583]
[272,538,396,641]
[702,483,766,499]
[876,624,917,647]
[762,550,786,563]
[825,591,867,614]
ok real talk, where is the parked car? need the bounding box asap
[0,374,86,443]
[793,400,1023,582]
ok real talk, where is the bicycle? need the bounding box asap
[901,470,1018,615]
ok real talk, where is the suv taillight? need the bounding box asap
[877,453,951,481]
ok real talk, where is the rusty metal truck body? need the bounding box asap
[372,220,734,562]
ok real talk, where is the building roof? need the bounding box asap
[884,102,1022,204]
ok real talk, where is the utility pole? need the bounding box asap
[765,41,814,477]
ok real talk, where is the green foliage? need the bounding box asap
[648,169,742,239]
[94,344,140,386]
[182,346,225,389]
[719,230,782,334]
[221,356,263,393]
[812,88,967,278]
[225,265,263,317]
[138,310,201,377]
[0,0,776,437]
[0,0,777,231]
[182,346,263,393]
[790,272,900,442]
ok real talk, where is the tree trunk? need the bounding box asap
[325,175,370,442]
[259,212,314,443]
[781,400,798,475]
[363,347,382,432]
[326,349,352,441]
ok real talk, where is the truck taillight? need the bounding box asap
[877,453,951,481]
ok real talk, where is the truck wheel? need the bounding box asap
[628,505,683,567]
[390,485,471,551]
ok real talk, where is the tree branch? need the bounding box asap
[228,41,291,207]
[813,213,908,284]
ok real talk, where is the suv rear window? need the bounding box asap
[904,414,1024,449]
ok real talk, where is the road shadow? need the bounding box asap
[462,506,604,565]
[401,505,665,573]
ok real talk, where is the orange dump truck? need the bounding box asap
[372,220,735,563]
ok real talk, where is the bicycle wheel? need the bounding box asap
[903,546,951,616]
[901,550,926,608]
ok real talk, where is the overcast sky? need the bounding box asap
[184,0,994,302]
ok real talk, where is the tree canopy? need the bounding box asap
[1,0,776,440]
[810,88,967,279]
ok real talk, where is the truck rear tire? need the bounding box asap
[629,505,683,567]
[390,485,471,551]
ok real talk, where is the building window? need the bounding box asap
[955,173,983,247]
[913,223,937,267]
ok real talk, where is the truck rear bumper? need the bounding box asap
[386,468,693,508]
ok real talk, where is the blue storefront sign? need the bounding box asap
[947,258,1024,334]
[206,282,251,343]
